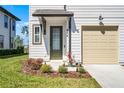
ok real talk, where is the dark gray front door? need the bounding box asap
[50,26,63,60]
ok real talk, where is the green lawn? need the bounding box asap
[0,55,101,88]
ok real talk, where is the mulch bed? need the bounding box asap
[22,68,91,78]
[21,59,91,78]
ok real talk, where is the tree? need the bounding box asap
[14,35,23,48]
[21,25,29,46]
[21,25,29,37]
[21,25,29,53]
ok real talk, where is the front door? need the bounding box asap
[50,26,63,60]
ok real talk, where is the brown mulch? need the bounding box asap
[21,60,91,78]
[22,68,91,78]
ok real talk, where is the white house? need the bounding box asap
[0,6,20,49]
[29,5,124,65]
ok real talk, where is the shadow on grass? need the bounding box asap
[0,53,28,59]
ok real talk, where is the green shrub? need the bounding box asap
[58,66,68,74]
[0,46,24,56]
[77,67,86,73]
[17,46,24,54]
[41,64,52,73]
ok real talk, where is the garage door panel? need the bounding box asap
[83,53,117,57]
[83,31,117,36]
[82,38,117,43]
[83,36,117,42]
[83,35,117,37]
[83,57,118,61]
[83,52,118,58]
[83,49,117,53]
[82,26,118,64]
[83,61,117,64]
[83,43,117,48]
[83,57,118,60]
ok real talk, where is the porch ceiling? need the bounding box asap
[32,9,73,17]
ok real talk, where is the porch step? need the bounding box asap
[46,60,64,71]
[45,61,77,71]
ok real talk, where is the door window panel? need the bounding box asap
[52,28,60,50]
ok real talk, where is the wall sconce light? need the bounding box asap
[99,14,105,34]
[99,14,104,26]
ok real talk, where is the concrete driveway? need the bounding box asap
[84,64,124,88]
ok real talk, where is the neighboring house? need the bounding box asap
[29,5,124,64]
[0,6,20,49]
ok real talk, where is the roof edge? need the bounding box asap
[32,9,74,17]
[32,13,74,17]
[0,6,21,21]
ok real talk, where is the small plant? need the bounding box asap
[58,66,68,74]
[67,53,76,66]
[77,67,86,73]
[41,64,52,73]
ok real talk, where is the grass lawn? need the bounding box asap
[0,55,101,88]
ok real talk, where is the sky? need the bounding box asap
[2,5,29,45]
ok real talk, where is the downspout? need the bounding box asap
[64,5,72,63]
[69,17,71,54]
[9,18,11,49]
[64,5,72,54]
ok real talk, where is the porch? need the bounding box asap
[32,9,74,62]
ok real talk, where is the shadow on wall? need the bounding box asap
[43,35,49,55]
[71,16,80,62]
[71,16,79,33]
[38,17,49,55]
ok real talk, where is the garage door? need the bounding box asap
[81,26,118,64]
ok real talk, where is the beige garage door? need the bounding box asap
[81,26,118,64]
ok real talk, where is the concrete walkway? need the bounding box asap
[46,61,76,71]
[84,64,124,88]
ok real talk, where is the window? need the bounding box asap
[4,15,8,28]
[11,37,14,48]
[12,20,16,31]
[33,24,42,44]
[0,35,4,48]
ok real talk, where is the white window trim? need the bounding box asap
[4,14,8,28]
[33,25,41,44]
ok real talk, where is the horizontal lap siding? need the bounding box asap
[67,5,124,63]
[29,5,65,59]
[29,21,48,58]
[119,26,124,63]
[0,12,11,49]
[30,5,124,63]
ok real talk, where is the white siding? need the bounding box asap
[30,5,124,63]
[29,5,68,60]
[0,11,9,49]
[67,5,124,63]
[0,11,16,49]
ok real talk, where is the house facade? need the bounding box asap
[29,5,124,64]
[0,6,20,49]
